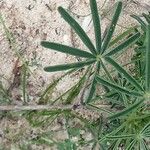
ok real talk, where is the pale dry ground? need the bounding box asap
[0,0,150,149]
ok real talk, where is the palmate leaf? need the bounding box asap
[58,7,97,55]
[90,0,101,53]
[105,57,144,92]
[44,59,96,72]
[105,32,141,56]
[101,1,122,54]
[96,75,142,97]
[146,25,150,91]
[108,99,143,120]
[41,42,95,59]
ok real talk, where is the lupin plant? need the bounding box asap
[41,1,140,103]
[40,0,150,149]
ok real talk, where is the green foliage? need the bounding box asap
[41,1,140,104]
[1,0,150,149]
[131,12,150,81]
[146,25,150,92]
[39,1,150,149]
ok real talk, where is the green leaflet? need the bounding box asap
[96,75,142,97]
[126,140,136,150]
[131,15,147,31]
[101,60,114,81]
[64,71,87,104]
[146,25,150,91]
[87,103,112,114]
[108,99,143,119]
[101,1,122,54]
[41,41,95,59]
[90,0,101,53]
[105,32,141,56]
[142,13,150,24]
[97,116,103,137]
[106,134,135,140]
[140,122,150,136]
[58,7,97,54]
[44,59,96,72]
[85,76,97,104]
[109,26,137,47]
[139,140,150,150]
[39,78,60,104]
[85,62,100,103]
[39,69,76,104]
[26,110,63,127]
[105,57,144,92]
[22,63,28,103]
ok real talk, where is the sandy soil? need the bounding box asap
[0,0,150,149]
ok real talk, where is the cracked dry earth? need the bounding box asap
[0,0,150,149]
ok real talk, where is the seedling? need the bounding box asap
[41,1,140,104]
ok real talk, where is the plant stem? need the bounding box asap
[0,104,110,111]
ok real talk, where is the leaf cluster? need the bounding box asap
[29,1,150,149]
